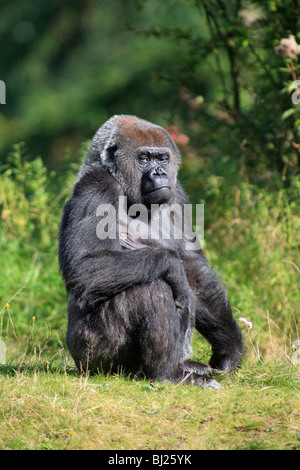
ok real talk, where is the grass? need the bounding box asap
[0,148,299,450]
[0,350,299,450]
[0,320,299,450]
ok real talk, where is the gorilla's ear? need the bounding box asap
[100,132,119,170]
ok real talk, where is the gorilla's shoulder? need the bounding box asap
[73,163,121,198]
[175,181,190,205]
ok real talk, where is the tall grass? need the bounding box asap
[0,144,79,358]
[206,179,300,362]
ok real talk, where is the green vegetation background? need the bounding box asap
[0,0,299,450]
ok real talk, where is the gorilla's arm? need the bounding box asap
[181,248,244,370]
[59,164,189,309]
[171,183,243,371]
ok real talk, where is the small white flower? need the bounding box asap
[239,317,253,330]
[274,35,300,59]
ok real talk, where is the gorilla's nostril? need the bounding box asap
[153,167,167,176]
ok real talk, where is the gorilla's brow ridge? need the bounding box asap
[137,147,171,156]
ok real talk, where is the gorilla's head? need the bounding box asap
[86,115,181,207]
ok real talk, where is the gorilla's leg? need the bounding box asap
[194,266,244,371]
[66,280,222,388]
[135,279,189,381]
[66,293,141,375]
[120,280,222,388]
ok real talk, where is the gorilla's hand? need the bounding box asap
[209,343,244,372]
[163,250,190,309]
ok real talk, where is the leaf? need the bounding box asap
[141,383,155,391]
[0,341,6,364]
[281,108,296,120]
[294,119,300,128]
[144,407,164,415]
[291,349,300,365]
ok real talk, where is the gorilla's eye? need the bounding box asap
[158,154,169,163]
[139,155,149,163]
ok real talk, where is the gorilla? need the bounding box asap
[59,115,244,389]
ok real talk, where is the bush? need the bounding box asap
[0,144,80,359]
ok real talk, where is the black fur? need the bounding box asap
[59,115,244,388]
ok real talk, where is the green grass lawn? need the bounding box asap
[0,353,299,450]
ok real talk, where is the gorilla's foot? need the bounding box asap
[178,371,222,389]
[182,359,221,376]
[177,365,222,389]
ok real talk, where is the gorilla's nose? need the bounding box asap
[151,166,167,177]
[142,166,171,195]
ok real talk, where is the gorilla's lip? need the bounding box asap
[147,186,171,193]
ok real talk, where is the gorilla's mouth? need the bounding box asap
[147,185,171,193]
[142,186,173,206]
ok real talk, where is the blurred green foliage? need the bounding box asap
[1,0,300,177]
[0,0,208,164]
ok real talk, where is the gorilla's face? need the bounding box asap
[94,115,180,207]
[137,147,173,207]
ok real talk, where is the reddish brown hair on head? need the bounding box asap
[115,115,174,149]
